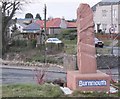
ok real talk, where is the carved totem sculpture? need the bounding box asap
[77,4,97,73]
[67,3,110,91]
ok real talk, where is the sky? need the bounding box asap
[14,0,102,20]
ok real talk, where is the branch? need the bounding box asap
[7,1,20,22]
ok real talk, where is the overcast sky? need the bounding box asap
[14,0,102,20]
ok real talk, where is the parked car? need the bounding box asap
[45,38,62,44]
[94,37,104,48]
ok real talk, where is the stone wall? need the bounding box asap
[63,55,119,70]
[97,55,119,69]
[63,54,76,70]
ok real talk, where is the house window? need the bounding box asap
[113,9,117,18]
[102,24,107,32]
[102,10,107,17]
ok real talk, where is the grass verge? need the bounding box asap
[2,82,120,97]
[2,83,64,97]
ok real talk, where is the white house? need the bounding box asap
[93,1,120,34]
[9,23,23,36]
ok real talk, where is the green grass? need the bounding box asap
[2,82,120,97]
[102,40,112,46]
[63,39,77,55]
[62,39,113,55]
[96,48,112,55]
[2,83,64,97]
[72,91,110,97]
[62,39,77,45]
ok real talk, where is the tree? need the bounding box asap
[2,0,29,57]
[35,13,42,20]
[2,0,21,56]
[25,13,33,19]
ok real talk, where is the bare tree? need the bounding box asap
[2,0,28,57]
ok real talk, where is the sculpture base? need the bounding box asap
[67,70,110,91]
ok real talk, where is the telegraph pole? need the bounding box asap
[44,4,47,36]
[44,4,47,65]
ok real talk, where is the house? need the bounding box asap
[9,18,33,38]
[8,18,41,40]
[35,18,77,35]
[9,23,23,35]
[10,18,39,33]
[93,0,120,34]
[35,20,44,29]
[22,22,41,40]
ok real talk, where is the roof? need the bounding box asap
[17,18,38,28]
[92,0,120,12]
[35,20,44,28]
[35,18,77,29]
[102,0,120,2]
[46,18,61,28]
[23,22,40,32]
[66,21,77,28]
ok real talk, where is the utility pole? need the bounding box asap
[44,4,47,36]
[44,4,47,65]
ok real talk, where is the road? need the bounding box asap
[2,66,66,84]
[2,65,119,85]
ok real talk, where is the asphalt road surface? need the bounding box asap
[2,65,119,85]
[2,66,66,84]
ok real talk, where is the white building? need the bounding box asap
[93,1,120,34]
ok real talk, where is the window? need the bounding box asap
[102,24,107,32]
[113,9,117,18]
[102,10,107,17]
[102,24,107,29]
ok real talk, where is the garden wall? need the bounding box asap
[63,54,119,70]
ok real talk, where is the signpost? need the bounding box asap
[109,26,115,55]
[109,27,115,34]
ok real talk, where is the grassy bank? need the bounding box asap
[2,83,63,97]
[2,83,119,97]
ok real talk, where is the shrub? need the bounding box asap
[60,29,77,40]
[12,40,27,47]
[28,39,37,48]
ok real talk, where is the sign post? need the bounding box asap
[109,26,115,55]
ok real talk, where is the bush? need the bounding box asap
[46,43,64,51]
[28,39,37,48]
[59,29,77,40]
[12,40,27,47]
[31,55,58,64]
[69,33,77,40]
